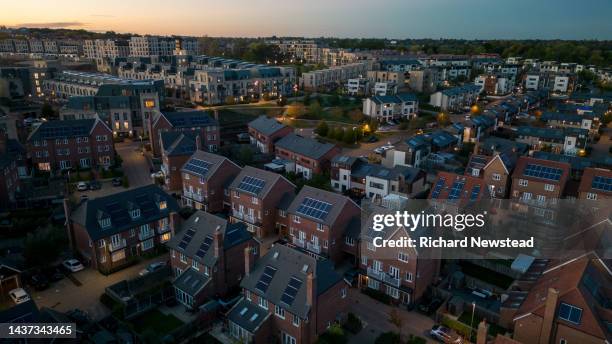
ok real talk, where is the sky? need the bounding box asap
[1,0,611,39]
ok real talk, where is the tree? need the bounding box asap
[286,102,305,118]
[315,121,329,137]
[238,145,254,166]
[24,226,68,268]
[303,92,311,106]
[333,127,344,141]
[41,102,55,119]
[343,128,356,144]
[347,108,365,122]
[308,101,323,118]
[224,96,236,105]
[329,94,341,106]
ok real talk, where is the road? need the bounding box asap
[115,140,153,188]
[591,125,611,161]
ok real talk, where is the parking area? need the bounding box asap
[31,255,169,321]
[347,289,436,344]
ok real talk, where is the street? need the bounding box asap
[115,139,153,188]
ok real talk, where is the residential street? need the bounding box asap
[115,139,153,188]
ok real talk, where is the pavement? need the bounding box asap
[115,140,154,188]
[31,255,168,321]
[347,289,436,344]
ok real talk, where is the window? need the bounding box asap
[367,278,380,289]
[386,285,399,299]
[252,197,258,205]
[519,179,528,187]
[293,215,300,223]
[558,303,582,324]
[316,223,324,231]
[245,290,251,301]
[292,314,300,327]
[192,260,199,270]
[492,173,501,181]
[361,256,367,266]
[406,272,414,282]
[258,297,268,310]
[560,339,567,344]
[275,305,285,319]
[345,237,355,246]
[398,251,409,263]
[130,208,140,219]
[367,241,376,251]
[544,184,555,191]
[472,169,480,177]
[341,287,347,299]
[180,253,187,263]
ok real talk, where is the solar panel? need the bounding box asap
[280,276,302,306]
[178,228,196,250]
[296,197,332,221]
[237,176,266,195]
[255,265,277,293]
[195,236,214,258]
[184,158,212,177]
[448,180,466,201]
[592,176,612,192]
[523,164,563,181]
[470,185,481,201]
[431,177,446,199]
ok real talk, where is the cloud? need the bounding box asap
[12,22,85,29]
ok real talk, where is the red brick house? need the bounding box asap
[279,186,361,265]
[465,151,517,198]
[181,150,242,213]
[160,131,199,191]
[429,171,489,207]
[229,166,296,238]
[66,184,181,273]
[149,111,219,157]
[227,244,349,344]
[166,210,259,309]
[275,134,340,179]
[577,167,612,200]
[27,118,114,172]
[248,116,293,154]
[510,157,571,203]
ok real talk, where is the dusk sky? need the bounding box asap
[1,0,611,39]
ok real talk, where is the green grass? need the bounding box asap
[458,261,514,289]
[131,309,184,335]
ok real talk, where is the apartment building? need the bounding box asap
[510,157,571,203]
[229,166,296,238]
[27,119,115,172]
[540,112,594,132]
[510,257,611,344]
[129,36,198,57]
[83,39,130,59]
[0,38,82,56]
[149,111,219,157]
[269,39,321,63]
[465,152,517,198]
[366,70,405,87]
[379,59,422,72]
[429,84,481,112]
[274,134,340,179]
[408,68,439,93]
[181,150,242,212]
[279,186,360,263]
[516,126,588,155]
[474,74,512,95]
[248,116,293,154]
[66,185,180,273]
[227,244,349,344]
[167,211,258,308]
[578,167,612,200]
[331,155,427,199]
[362,93,419,122]
[301,63,369,91]
[189,66,296,105]
[524,72,576,94]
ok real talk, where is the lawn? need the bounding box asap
[458,261,514,289]
[131,309,184,336]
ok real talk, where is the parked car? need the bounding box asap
[88,180,101,190]
[62,259,85,273]
[430,325,463,343]
[76,182,88,191]
[111,178,122,187]
[27,274,50,291]
[9,288,31,304]
[374,147,385,154]
[43,267,65,282]
[139,261,167,276]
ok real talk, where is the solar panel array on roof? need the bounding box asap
[195,236,214,258]
[470,185,481,201]
[524,164,563,181]
[178,228,196,250]
[471,156,488,166]
[237,176,265,195]
[255,265,277,293]
[448,180,466,201]
[592,176,612,192]
[431,177,446,199]
[296,197,332,221]
[280,276,302,306]
[184,158,212,177]
[106,202,130,227]
[40,125,90,139]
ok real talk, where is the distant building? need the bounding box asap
[301,63,368,91]
[429,84,481,112]
[516,126,588,155]
[274,134,340,179]
[362,93,419,122]
[149,111,219,157]
[248,116,293,154]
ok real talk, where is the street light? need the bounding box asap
[470,302,476,341]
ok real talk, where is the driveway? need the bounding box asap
[347,289,436,344]
[31,255,168,321]
[115,140,153,188]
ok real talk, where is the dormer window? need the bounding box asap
[130,208,141,219]
[99,217,111,228]
[158,201,167,210]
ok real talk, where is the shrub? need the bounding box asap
[343,313,362,334]
[122,176,129,188]
[374,332,400,344]
[315,121,329,137]
[316,324,347,344]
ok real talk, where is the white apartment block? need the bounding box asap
[83,39,130,59]
[429,84,481,112]
[362,93,419,122]
[301,62,369,91]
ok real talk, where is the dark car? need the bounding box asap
[28,274,50,291]
[88,180,101,190]
[112,178,122,187]
[365,135,379,143]
[43,267,65,282]
[418,298,442,315]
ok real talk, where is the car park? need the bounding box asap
[62,259,85,273]
[9,288,31,304]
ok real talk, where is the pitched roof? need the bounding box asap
[480,137,529,155]
[248,116,288,136]
[540,112,585,124]
[160,131,197,157]
[70,185,179,241]
[287,185,358,226]
[227,298,271,333]
[229,166,295,198]
[512,157,571,186]
[166,211,252,267]
[517,126,588,140]
[428,171,489,206]
[240,244,343,319]
[173,267,210,297]
[370,93,417,105]
[158,111,218,129]
[465,154,494,177]
[275,133,337,160]
[532,151,594,171]
[578,168,612,196]
[27,119,100,142]
[440,84,481,96]
[181,150,238,179]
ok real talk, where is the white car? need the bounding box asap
[139,261,167,276]
[76,182,89,191]
[150,171,164,179]
[430,325,463,343]
[63,259,85,272]
[9,288,31,304]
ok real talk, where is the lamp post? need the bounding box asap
[470,302,476,341]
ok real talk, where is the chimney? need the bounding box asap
[213,225,222,258]
[306,271,316,307]
[539,288,559,344]
[476,320,488,344]
[244,247,252,277]
[195,135,202,151]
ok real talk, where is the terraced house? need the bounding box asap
[577,167,612,200]
[275,134,340,180]
[248,116,293,154]
[159,131,199,191]
[66,185,180,273]
[227,245,349,344]
[181,150,242,212]
[465,152,517,198]
[27,118,115,172]
[510,157,571,203]
[280,186,361,264]
[166,211,259,309]
[229,166,296,238]
[149,110,220,157]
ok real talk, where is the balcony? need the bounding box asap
[157,224,170,234]
[139,230,155,241]
[367,267,400,287]
[108,239,126,252]
[232,210,256,224]
[306,242,321,254]
[292,236,305,248]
